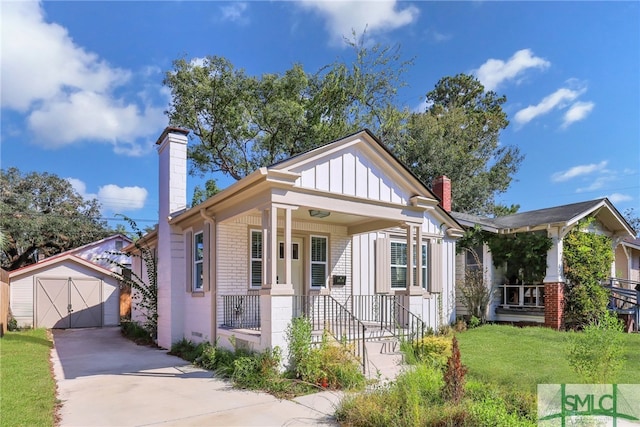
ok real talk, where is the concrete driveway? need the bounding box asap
[52,328,341,426]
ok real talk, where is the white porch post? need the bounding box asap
[260,203,293,360]
[416,225,423,290]
[406,224,415,289]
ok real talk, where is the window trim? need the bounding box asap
[310,235,328,288]
[250,229,263,289]
[193,231,204,292]
[389,239,428,289]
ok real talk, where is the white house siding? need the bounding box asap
[351,221,457,331]
[293,145,409,205]
[10,261,118,328]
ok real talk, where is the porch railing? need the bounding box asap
[602,278,639,332]
[347,295,425,346]
[498,284,545,308]
[221,294,261,331]
[293,295,367,374]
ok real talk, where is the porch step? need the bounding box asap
[365,339,405,383]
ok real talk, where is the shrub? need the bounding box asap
[563,217,614,328]
[442,336,467,404]
[121,320,154,345]
[567,311,625,383]
[410,335,452,367]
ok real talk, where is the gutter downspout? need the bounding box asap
[200,209,217,344]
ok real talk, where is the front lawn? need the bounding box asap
[0,329,57,427]
[457,324,640,394]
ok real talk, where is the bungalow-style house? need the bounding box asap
[9,234,131,328]
[452,199,637,329]
[134,127,464,358]
[617,237,640,284]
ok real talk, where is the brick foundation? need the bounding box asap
[544,282,564,330]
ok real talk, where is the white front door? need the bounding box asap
[277,237,304,296]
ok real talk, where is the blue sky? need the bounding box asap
[2,1,639,230]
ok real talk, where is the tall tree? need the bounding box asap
[0,168,111,270]
[392,74,523,215]
[191,179,220,207]
[163,34,411,180]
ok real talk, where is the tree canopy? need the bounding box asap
[0,168,111,270]
[163,36,411,180]
[164,40,523,215]
[392,74,524,215]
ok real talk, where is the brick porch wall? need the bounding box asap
[544,282,564,330]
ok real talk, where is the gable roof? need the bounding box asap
[8,253,114,280]
[452,198,636,237]
[170,129,463,233]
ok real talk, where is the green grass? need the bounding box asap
[0,329,57,427]
[457,324,640,394]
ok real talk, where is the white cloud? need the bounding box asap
[67,178,148,212]
[1,1,166,155]
[551,161,608,182]
[28,91,164,155]
[297,0,419,45]
[562,101,595,128]
[67,178,97,200]
[514,87,585,125]
[220,2,249,23]
[607,193,633,204]
[474,49,550,91]
[98,185,148,212]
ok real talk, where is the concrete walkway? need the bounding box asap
[51,328,343,426]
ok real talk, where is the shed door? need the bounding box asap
[35,278,103,328]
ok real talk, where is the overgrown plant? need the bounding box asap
[563,217,613,328]
[566,311,625,383]
[102,215,157,338]
[457,248,491,322]
[442,336,467,404]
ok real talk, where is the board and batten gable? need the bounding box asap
[276,136,418,205]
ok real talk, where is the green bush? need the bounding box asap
[121,320,154,345]
[406,334,452,367]
[567,311,625,383]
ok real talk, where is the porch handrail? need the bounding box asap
[349,295,425,345]
[392,296,426,347]
[294,295,367,374]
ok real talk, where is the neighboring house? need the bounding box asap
[132,127,464,354]
[617,237,640,284]
[452,199,637,329]
[9,234,131,328]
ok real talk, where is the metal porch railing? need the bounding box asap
[221,294,261,331]
[293,295,367,374]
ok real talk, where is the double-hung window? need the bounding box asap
[250,230,262,288]
[193,231,204,291]
[390,241,428,289]
[310,236,328,287]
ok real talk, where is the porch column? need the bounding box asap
[405,223,422,296]
[544,227,566,330]
[284,207,292,285]
[260,204,293,361]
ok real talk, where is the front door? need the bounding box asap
[277,237,304,296]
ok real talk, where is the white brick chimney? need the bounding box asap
[156,127,189,349]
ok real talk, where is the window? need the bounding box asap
[279,242,299,260]
[390,241,428,289]
[115,240,123,251]
[193,232,204,291]
[465,245,483,272]
[250,230,262,288]
[311,236,327,287]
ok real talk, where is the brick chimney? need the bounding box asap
[432,175,451,212]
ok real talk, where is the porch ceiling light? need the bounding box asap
[309,209,330,218]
